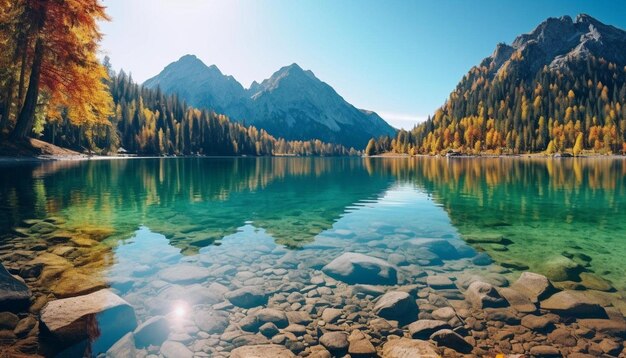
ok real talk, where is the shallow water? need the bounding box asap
[1,156,625,355]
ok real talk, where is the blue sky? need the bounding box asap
[100,0,626,129]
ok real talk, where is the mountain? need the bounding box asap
[368,14,626,155]
[143,57,396,149]
[481,14,626,78]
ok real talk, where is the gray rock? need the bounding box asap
[106,332,135,358]
[231,344,296,358]
[225,286,267,308]
[322,252,397,285]
[407,319,451,339]
[430,329,473,353]
[381,337,439,358]
[465,281,507,309]
[319,331,349,354]
[0,263,30,312]
[160,340,193,358]
[133,315,169,348]
[540,291,607,318]
[40,289,137,354]
[373,291,419,325]
[511,272,557,303]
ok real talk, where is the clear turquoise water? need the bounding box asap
[1,156,626,354]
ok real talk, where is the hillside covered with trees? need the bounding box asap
[367,15,626,156]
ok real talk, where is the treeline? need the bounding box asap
[40,66,357,156]
[366,56,626,155]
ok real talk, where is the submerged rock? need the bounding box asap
[105,332,135,358]
[541,255,584,282]
[231,344,296,358]
[407,319,451,339]
[373,291,419,324]
[319,331,349,354]
[160,340,193,358]
[540,291,607,318]
[465,281,508,309]
[322,252,397,285]
[348,329,376,356]
[133,315,169,348]
[40,289,137,354]
[225,286,268,308]
[409,238,460,260]
[0,263,30,312]
[158,264,211,284]
[511,272,557,303]
[430,328,473,353]
[381,337,439,358]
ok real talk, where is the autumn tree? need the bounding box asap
[2,0,113,140]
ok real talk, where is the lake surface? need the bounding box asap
[1,156,625,356]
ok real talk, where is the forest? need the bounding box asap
[366,56,626,156]
[0,0,355,156]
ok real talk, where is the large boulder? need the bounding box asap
[0,263,30,312]
[540,291,607,318]
[231,344,296,358]
[225,286,268,308]
[322,253,397,285]
[373,291,419,325]
[465,281,507,309]
[381,338,439,358]
[541,256,584,282]
[40,289,137,354]
[511,272,556,302]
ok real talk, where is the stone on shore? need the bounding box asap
[511,272,557,302]
[225,286,267,308]
[465,281,507,309]
[40,289,137,354]
[0,263,30,312]
[540,291,607,318]
[521,314,558,332]
[322,253,397,285]
[231,344,296,358]
[373,291,419,324]
[381,337,439,358]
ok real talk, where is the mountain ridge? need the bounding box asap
[143,56,396,149]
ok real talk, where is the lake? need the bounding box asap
[1,156,625,357]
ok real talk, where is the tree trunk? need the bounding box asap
[10,37,44,140]
[0,80,15,132]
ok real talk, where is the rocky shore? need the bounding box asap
[0,218,625,357]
